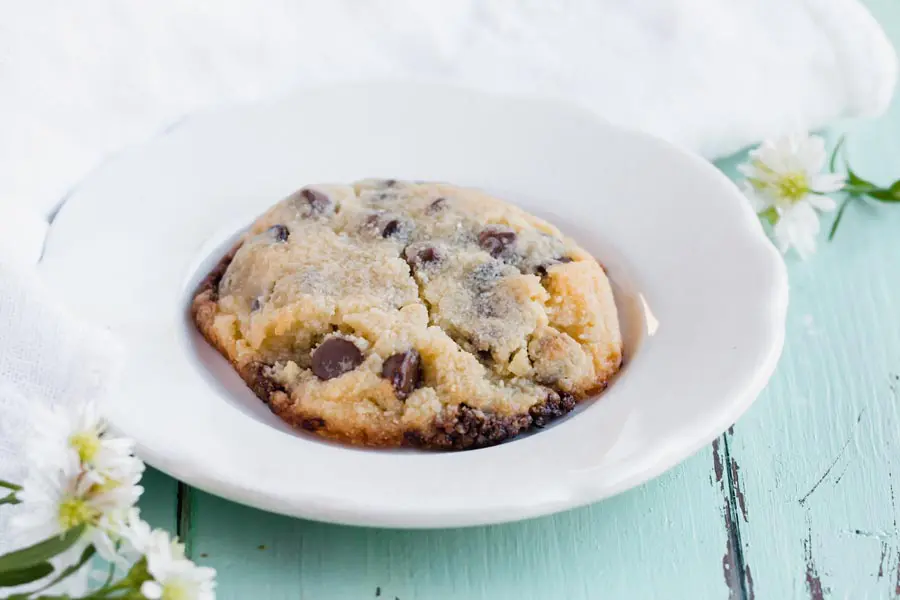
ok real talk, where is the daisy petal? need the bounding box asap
[807,194,837,212]
[141,580,164,599]
[811,172,846,194]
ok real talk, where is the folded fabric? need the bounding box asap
[0,0,895,222]
[0,262,122,554]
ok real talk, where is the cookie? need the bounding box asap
[192,179,622,449]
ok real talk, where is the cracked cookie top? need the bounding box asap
[192,179,622,449]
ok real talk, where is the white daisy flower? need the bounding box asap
[739,133,845,258]
[123,522,216,600]
[27,401,144,488]
[14,401,144,563]
[11,453,143,561]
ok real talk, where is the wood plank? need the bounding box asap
[138,467,179,534]
[711,189,900,598]
[184,450,736,600]
[712,2,900,587]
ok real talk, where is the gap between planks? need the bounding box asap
[176,481,196,559]
[715,429,754,600]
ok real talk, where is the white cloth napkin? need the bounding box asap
[0,262,121,553]
[0,0,896,547]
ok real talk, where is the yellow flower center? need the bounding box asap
[58,496,100,529]
[70,431,101,464]
[92,478,121,494]
[162,581,192,600]
[774,171,810,203]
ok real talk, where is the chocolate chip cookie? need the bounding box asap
[192,179,622,449]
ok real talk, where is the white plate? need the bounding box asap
[40,82,787,528]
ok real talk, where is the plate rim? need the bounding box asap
[40,82,788,528]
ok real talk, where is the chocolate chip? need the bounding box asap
[311,338,363,380]
[417,247,439,263]
[405,246,441,272]
[384,179,397,187]
[478,226,517,257]
[250,297,262,311]
[268,224,289,242]
[245,361,287,401]
[529,390,577,427]
[381,349,422,400]
[301,417,326,431]
[426,198,447,214]
[403,431,425,446]
[382,219,402,238]
[299,188,331,213]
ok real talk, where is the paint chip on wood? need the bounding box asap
[804,529,825,600]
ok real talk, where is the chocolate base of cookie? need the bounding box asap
[192,245,615,451]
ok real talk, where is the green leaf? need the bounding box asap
[868,189,900,202]
[863,179,900,202]
[0,492,21,506]
[27,545,96,597]
[829,135,846,172]
[0,525,86,572]
[0,480,22,492]
[0,561,54,587]
[845,165,876,190]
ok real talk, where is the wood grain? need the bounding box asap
[183,454,733,600]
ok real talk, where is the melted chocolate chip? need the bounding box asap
[250,297,262,311]
[426,197,447,214]
[300,417,326,431]
[381,349,422,400]
[417,247,439,263]
[268,224,289,242]
[311,338,363,380]
[478,226,517,257]
[299,188,331,213]
[244,361,287,402]
[382,219,402,238]
[405,246,441,272]
[529,390,576,427]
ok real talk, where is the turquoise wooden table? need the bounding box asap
[138,2,900,597]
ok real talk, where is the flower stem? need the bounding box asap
[0,480,23,492]
[829,196,855,241]
[829,135,846,172]
[842,183,879,195]
[73,579,132,599]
